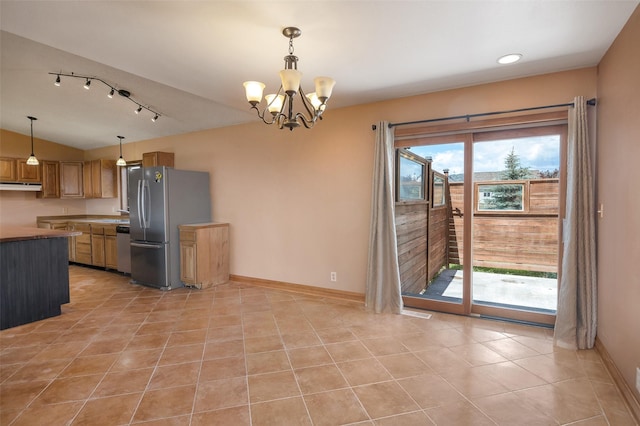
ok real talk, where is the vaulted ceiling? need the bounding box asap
[1,1,637,149]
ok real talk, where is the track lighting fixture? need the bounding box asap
[49,72,161,122]
[26,116,39,166]
[116,136,126,166]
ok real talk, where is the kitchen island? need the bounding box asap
[0,226,80,330]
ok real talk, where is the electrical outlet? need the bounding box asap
[62,207,68,214]
[636,367,640,393]
[330,272,337,282]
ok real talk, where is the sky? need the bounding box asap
[408,135,560,176]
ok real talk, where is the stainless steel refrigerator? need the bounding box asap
[128,166,211,290]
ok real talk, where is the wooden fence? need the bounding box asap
[397,176,559,295]
[449,179,559,273]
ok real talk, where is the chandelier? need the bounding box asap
[243,27,335,131]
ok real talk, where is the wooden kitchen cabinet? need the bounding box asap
[84,159,117,198]
[0,158,17,181]
[60,161,84,198]
[105,225,118,270]
[91,225,105,267]
[142,151,174,168]
[74,223,92,265]
[17,159,41,182]
[179,223,229,289]
[38,161,60,198]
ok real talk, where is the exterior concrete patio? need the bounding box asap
[418,269,558,313]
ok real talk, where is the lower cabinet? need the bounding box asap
[36,219,123,270]
[105,226,118,270]
[91,226,105,267]
[74,223,92,265]
[179,223,229,289]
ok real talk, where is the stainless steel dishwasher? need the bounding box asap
[115,225,131,274]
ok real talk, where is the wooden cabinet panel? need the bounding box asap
[91,233,105,267]
[105,225,118,270]
[83,159,116,198]
[38,161,60,198]
[142,152,174,168]
[0,158,17,181]
[75,224,92,265]
[179,223,229,289]
[17,160,41,182]
[60,162,84,198]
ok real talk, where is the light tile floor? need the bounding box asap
[1,266,637,425]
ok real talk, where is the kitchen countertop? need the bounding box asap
[37,215,130,225]
[0,226,81,243]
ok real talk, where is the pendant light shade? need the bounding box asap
[116,136,126,166]
[26,116,39,166]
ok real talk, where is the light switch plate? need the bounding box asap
[636,367,640,393]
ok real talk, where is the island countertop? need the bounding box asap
[0,226,81,243]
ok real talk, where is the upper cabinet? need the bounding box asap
[0,158,17,181]
[38,160,60,198]
[60,161,84,198]
[142,151,174,168]
[16,160,41,183]
[84,159,117,198]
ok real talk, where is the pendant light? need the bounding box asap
[116,136,126,166]
[26,116,39,165]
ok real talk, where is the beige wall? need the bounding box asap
[79,68,596,296]
[1,70,597,294]
[596,5,640,403]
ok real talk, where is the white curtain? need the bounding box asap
[554,96,597,350]
[365,121,403,314]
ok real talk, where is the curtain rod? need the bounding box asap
[371,98,596,130]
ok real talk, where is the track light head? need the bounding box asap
[54,75,61,86]
[84,79,91,90]
[151,114,159,122]
[135,106,142,114]
[108,88,115,98]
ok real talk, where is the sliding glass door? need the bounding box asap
[398,124,566,325]
[470,127,564,324]
[399,136,471,315]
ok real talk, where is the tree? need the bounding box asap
[486,147,528,211]
[501,147,530,180]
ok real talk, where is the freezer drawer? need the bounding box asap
[130,242,170,290]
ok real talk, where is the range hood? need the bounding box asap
[0,182,42,191]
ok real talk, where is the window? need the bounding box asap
[476,182,525,212]
[432,173,446,207]
[396,149,427,202]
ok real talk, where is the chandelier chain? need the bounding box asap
[288,37,295,55]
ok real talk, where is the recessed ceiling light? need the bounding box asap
[497,53,522,65]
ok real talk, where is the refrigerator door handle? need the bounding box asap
[131,242,164,249]
[141,179,151,229]
[136,179,143,229]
